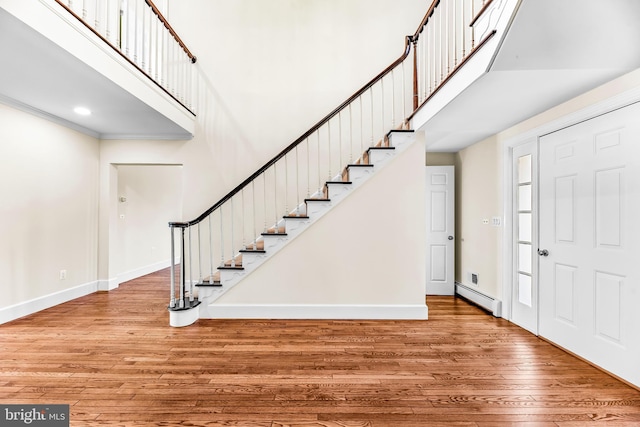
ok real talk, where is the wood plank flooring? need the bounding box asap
[1,268,639,426]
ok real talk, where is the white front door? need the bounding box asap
[538,102,640,387]
[426,166,455,295]
[511,142,538,334]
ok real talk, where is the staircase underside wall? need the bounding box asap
[209,134,427,319]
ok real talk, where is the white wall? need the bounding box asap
[0,103,99,317]
[96,0,427,286]
[165,0,426,214]
[116,164,183,282]
[454,137,503,298]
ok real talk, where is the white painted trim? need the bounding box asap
[426,283,455,296]
[0,281,99,325]
[455,282,502,317]
[98,278,119,291]
[100,133,193,141]
[170,306,200,327]
[202,304,429,320]
[117,259,171,285]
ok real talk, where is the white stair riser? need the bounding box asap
[325,183,351,200]
[368,149,395,165]
[348,167,374,183]
[306,200,332,216]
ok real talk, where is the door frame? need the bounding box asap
[500,86,640,325]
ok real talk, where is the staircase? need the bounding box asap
[169,127,418,327]
[195,129,416,313]
[168,0,511,327]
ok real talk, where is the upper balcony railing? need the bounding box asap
[55,0,197,114]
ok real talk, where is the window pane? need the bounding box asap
[518,243,532,274]
[518,184,532,211]
[518,273,532,307]
[518,154,532,183]
[518,213,532,242]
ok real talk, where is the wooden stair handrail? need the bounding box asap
[174,35,414,228]
[172,0,442,228]
[144,0,197,63]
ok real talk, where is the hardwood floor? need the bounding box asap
[1,269,639,426]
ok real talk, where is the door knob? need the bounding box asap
[448,236,454,240]
[537,249,549,257]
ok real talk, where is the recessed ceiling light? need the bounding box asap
[73,106,91,116]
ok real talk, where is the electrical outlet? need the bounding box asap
[482,218,489,225]
[471,273,478,285]
[59,270,67,280]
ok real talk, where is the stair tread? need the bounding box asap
[387,129,414,134]
[284,215,309,219]
[368,146,396,151]
[240,249,266,253]
[219,265,245,270]
[326,181,352,185]
[304,198,331,202]
[196,282,223,287]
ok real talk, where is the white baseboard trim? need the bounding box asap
[117,259,171,285]
[202,304,429,320]
[426,282,455,296]
[0,280,99,325]
[98,277,119,291]
[455,282,502,317]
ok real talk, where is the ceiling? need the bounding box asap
[0,7,192,140]
[418,0,640,152]
[1,0,639,146]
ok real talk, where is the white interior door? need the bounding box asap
[538,102,640,387]
[426,166,455,295]
[511,142,538,334]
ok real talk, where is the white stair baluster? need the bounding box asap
[197,223,202,285]
[338,111,342,174]
[284,154,288,215]
[391,69,396,128]
[188,225,193,302]
[295,145,300,215]
[370,87,374,148]
[241,188,246,249]
[327,120,332,181]
[252,180,257,247]
[208,214,214,283]
[360,96,364,158]
[230,197,235,267]
[263,172,267,232]
[306,137,311,198]
[317,130,321,195]
[273,165,278,228]
[219,207,225,267]
[349,103,353,164]
[380,78,385,141]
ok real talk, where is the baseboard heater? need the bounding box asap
[455,282,502,317]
